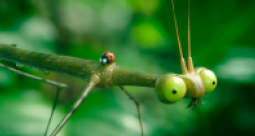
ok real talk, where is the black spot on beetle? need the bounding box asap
[213,81,215,85]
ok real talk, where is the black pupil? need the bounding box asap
[172,89,177,94]
[213,81,215,85]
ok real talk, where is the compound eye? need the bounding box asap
[164,76,187,102]
[198,69,217,93]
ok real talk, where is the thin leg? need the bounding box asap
[50,74,100,136]
[44,87,62,136]
[187,98,205,109]
[119,86,144,136]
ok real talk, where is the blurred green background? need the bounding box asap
[0,0,255,136]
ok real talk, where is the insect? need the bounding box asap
[99,52,115,65]
[0,0,217,136]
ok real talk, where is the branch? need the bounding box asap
[0,44,160,88]
[113,66,159,87]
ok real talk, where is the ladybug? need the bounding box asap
[99,52,115,64]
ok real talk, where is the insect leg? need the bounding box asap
[50,74,100,136]
[119,86,144,136]
[187,98,205,109]
[44,87,62,136]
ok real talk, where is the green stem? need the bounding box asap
[0,44,160,88]
[112,66,159,87]
[0,44,97,83]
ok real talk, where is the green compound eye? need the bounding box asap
[197,69,217,93]
[164,76,187,102]
[155,75,187,103]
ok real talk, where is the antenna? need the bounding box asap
[171,0,188,74]
[187,0,194,73]
[188,0,191,58]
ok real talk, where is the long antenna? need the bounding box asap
[171,0,183,59]
[171,0,188,74]
[188,0,191,58]
[187,0,194,73]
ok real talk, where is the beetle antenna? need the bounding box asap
[187,0,194,73]
[171,0,188,74]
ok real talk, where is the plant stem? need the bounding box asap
[0,44,161,88]
[113,66,159,87]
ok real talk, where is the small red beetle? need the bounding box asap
[99,52,115,64]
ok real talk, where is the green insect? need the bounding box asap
[155,0,218,107]
[0,0,217,136]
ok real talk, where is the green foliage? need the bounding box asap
[0,0,255,136]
